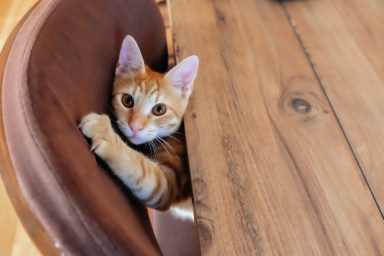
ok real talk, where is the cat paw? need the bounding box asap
[79,113,113,141]
[90,138,111,156]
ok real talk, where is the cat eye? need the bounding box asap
[152,103,167,116]
[121,94,134,108]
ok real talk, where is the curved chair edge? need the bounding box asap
[0,1,60,255]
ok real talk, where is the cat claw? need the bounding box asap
[91,139,103,152]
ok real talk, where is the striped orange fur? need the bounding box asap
[80,35,199,220]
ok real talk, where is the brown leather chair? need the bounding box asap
[0,0,199,255]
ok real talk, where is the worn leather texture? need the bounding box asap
[1,0,167,255]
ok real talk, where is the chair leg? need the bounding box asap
[152,211,201,256]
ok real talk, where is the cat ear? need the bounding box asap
[164,55,199,97]
[115,35,145,76]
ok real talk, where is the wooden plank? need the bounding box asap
[283,0,384,214]
[169,0,384,254]
[158,1,175,67]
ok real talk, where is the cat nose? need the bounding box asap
[130,123,144,133]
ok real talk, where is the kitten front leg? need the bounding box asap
[79,113,117,151]
[103,143,179,210]
[79,113,178,210]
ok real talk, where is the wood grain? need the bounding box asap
[169,0,384,255]
[283,0,384,214]
[158,1,175,68]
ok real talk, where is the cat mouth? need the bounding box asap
[128,134,139,144]
[120,125,152,145]
[128,134,148,145]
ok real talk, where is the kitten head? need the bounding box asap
[112,35,199,145]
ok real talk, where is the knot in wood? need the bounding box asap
[290,98,311,114]
[197,218,214,252]
[215,9,226,23]
[193,177,207,194]
[279,83,326,122]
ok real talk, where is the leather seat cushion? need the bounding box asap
[2,0,167,254]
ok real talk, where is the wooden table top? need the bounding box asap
[169,0,384,254]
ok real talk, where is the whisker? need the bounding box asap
[148,141,154,159]
[167,135,181,143]
[148,141,155,160]
[172,131,185,136]
[154,141,161,161]
[155,138,173,163]
[158,137,176,152]
[157,137,179,162]
[150,140,159,160]
[144,141,150,152]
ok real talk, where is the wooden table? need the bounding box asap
[169,0,384,254]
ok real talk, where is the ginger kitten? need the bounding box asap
[79,35,199,220]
